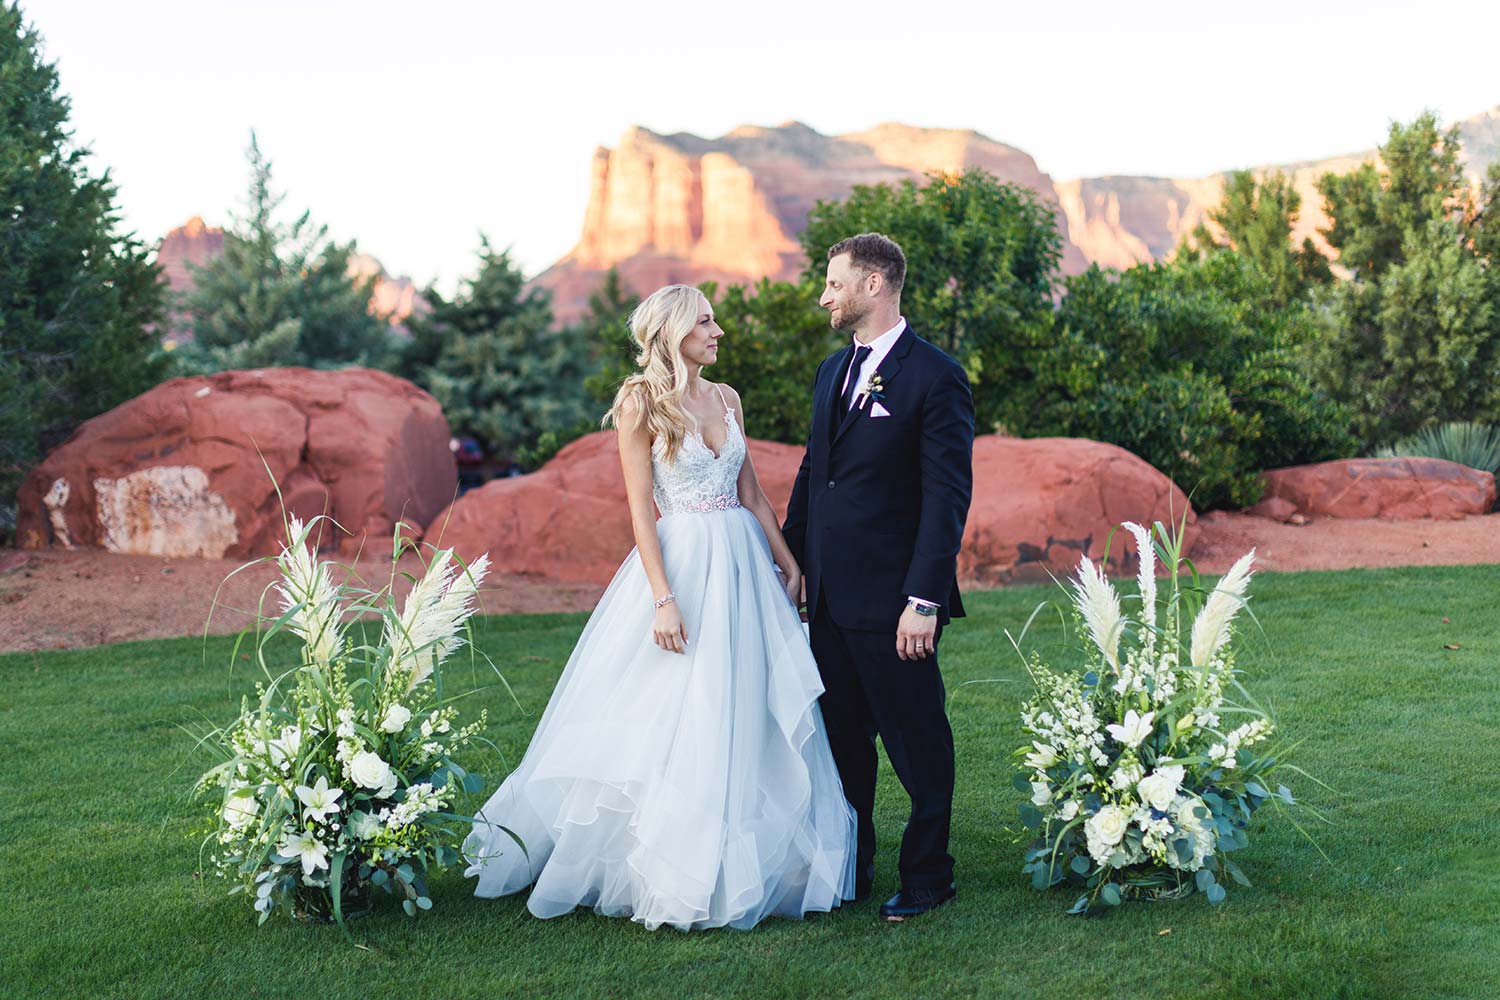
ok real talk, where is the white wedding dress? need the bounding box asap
[463,390,856,930]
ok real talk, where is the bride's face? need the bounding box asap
[678,302,724,368]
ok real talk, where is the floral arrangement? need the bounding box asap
[193,516,498,929]
[1015,520,1310,914]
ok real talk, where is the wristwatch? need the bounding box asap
[907,598,939,617]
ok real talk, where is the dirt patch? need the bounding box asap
[3,512,1497,654]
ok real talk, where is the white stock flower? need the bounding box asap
[295,775,343,824]
[1111,761,1143,791]
[273,517,345,665]
[280,829,329,876]
[1030,782,1052,807]
[222,787,260,829]
[1072,555,1123,669]
[384,551,491,692]
[1190,550,1255,668]
[379,704,412,734]
[349,751,394,794]
[1106,709,1155,748]
[1085,805,1130,864]
[1136,765,1185,812]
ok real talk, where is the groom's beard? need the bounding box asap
[830,297,869,331]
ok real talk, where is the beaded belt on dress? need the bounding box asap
[681,494,741,513]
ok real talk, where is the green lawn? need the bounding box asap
[2,565,1496,999]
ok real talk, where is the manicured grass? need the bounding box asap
[2,565,1496,999]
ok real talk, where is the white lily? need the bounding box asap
[222,787,260,829]
[1071,555,1122,669]
[295,775,343,824]
[1190,549,1255,668]
[1106,709,1155,748]
[280,830,329,876]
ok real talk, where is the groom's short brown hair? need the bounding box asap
[828,233,906,295]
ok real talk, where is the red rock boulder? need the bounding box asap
[16,367,455,558]
[1259,458,1497,520]
[427,431,803,583]
[961,437,1196,585]
[430,431,1193,589]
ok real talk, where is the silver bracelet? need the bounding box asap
[654,593,676,609]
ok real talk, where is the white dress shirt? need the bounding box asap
[836,317,938,611]
[840,317,907,408]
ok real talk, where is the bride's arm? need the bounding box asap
[618,393,688,653]
[723,385,801,598]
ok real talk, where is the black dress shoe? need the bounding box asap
[880,883,956,921]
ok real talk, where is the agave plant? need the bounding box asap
[1376,422,1500,477]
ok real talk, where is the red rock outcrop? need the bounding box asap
[1258,458,1497,520]
[960,437,1196,585]
[427,431,1193,588]
[16,368,455,559]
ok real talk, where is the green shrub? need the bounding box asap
[1375,422,1500,475]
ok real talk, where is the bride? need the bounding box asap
[463,284,856,930]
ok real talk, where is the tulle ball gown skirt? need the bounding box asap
[463,506,857,930]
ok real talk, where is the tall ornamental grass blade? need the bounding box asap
[1071,555,1122,669]
[1189,550,1255,669]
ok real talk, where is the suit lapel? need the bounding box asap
[832,324,914,448]
[818,343,856,445]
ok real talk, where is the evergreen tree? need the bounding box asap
[579,268,642,408]
[405,241,595,465]
[174,132,392,373]
[0,1,167,528]
[1312,113,1500,444]
[1183,170,1332,307]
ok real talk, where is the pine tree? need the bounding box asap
[1183,170,1332,307]
[174,132,391,373]
[405,241,596,465]
[0,1,167,530]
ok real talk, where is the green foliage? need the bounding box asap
[579,268,643,409]
[173,133,394,374]
[1376,421,1500,476]
[708,278,843,444]
[1182,170,1332,307]
[798,169,1063,431]
[1045,253,1353,508]
[0,1,168,527]
[404,240,595,464]
[1313,114,1500,445]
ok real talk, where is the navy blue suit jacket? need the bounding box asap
[782,324,975,631]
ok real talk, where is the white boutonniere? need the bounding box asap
[856,372,886,410]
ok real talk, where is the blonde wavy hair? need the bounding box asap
[603,284,710,463]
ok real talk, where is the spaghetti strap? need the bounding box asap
[713,383,732,424]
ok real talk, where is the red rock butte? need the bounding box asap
[531,108,1500,323]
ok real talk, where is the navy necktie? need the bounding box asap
[839,345,873,414]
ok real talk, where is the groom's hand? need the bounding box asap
[896,606,938,661]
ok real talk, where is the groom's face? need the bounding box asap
[820,253,874,332]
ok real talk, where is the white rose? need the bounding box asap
[379,704,412,734]
[1110,762,1142,791]
[1137,764,1186,812]
[222,787,260,829]
[1058,799,1080,822]
[349,751,393,792]
[1030,781,1052,807]
[1085,804,1130,864]
[348,810,382,840]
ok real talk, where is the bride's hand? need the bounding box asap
[652,602,688,654]
[780,564,803,606]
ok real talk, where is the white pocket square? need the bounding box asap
[870,401,892,417]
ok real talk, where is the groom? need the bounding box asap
[783,233,975,921]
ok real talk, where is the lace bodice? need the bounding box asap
[652,387,745,516]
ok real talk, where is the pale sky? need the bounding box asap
[19,0,1500,292]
